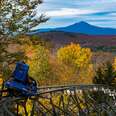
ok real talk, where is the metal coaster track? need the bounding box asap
[0,84,116,116]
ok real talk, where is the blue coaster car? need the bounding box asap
[4,61,37,97]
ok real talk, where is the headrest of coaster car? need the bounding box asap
[13,61,29,82]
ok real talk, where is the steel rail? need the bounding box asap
[37,84,115,90]
[37,84,116,95]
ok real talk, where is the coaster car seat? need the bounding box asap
[13,61,29,83]
[4,61,37,97]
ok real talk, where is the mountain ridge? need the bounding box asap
[37,31,116,51]
[32,21,116,35]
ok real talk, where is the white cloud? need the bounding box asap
[108,13,116,16]
[45,8,97,17]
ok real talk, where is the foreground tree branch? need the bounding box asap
[0,0,48,39]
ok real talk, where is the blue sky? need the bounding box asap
[36,0,116,29]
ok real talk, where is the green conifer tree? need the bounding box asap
[0,0,48,38]
[93,62,116,87]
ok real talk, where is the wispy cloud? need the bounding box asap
[45,8,97,17]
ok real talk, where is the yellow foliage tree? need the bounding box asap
[57,43,92,72]
[113,57,116,71]
[25,45,51,84]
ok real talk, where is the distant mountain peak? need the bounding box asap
[66,21,92,29]
[77,21,88,25]
[73,21,89,25]
[32,21,116,35]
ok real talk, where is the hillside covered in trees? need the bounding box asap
[0,0,115,88]
[0,35,116,87]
